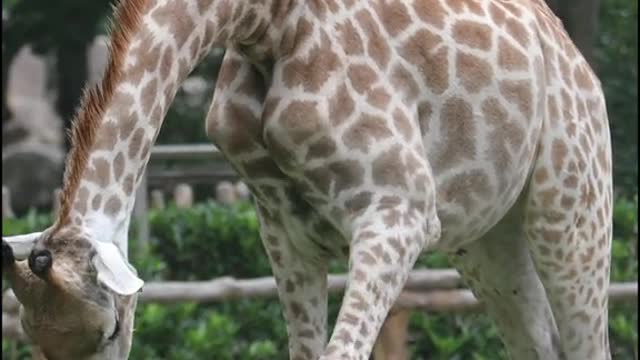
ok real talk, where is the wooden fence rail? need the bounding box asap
[2,276,637,340]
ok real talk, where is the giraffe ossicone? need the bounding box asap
[3,0,613,359]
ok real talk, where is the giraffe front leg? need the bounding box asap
[262,67,441,358]
[255,204,329,360]
[321,193,439,360]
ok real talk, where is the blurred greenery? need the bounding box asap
[593,0,638,196]
[2,195,637,359]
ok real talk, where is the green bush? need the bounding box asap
[594,0,638,196]
[2,196,637,359]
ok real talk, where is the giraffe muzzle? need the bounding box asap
[28,248,52,279]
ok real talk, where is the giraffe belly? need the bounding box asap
[424,128,540,251]
[428,168,533,251]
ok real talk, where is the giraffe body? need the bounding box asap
[2,0,612,359]
[208,1,612,359]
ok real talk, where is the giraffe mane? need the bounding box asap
[56,0,151,227]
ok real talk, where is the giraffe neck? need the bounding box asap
[55,0,297,253]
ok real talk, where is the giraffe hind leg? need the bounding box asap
[449,200,564,360]
[523,130,613,359]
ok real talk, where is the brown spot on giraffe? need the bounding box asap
[279,100,322,145]
[283,32,340,92]
[372,145,408,189]
[393,107,413,142]
[329,84,355,127]
[574,63,595,90]
[243,157,284,179]
[343,113,393,153]
[482,97,525,179]
[372,0,411,37]
[217,101,261,154]
[336,20,364,55]
[453,20,493,51]
[364,87,389,110]
[391,64,420,101]
[128,128,146,159]
[413,0,447,28]
[91,194,103,211]
[433,97,476,172]
[497,37,529,71]
[94,121,119,151]
[441,170,491,211]
[113,152,126,180]
[123,173,135,195]
[104,196,123,216]
[456,51,493,93]
[348,64,378,93]
[306,136,337,161]
[151,0,194,48]
[499,79,533,119]
[488,2,506,24]
[400,29,449,94]
[417,101,433,134]
[551,138,569,174]
[330,160,365,195]
[355,8,391,70]
[505,18,530,47]
[74,186,90,216]
[85,158,112,188]
[448,0,485,15]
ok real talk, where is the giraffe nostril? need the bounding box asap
[28,249,52,278]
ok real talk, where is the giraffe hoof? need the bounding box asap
[2,240,14,267]
[28,249,52,278]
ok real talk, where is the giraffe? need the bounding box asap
[1,0,613,359]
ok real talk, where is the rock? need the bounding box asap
[2,142,64,213]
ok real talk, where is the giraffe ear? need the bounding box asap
[92,241,143,295]
[2,232,43,260]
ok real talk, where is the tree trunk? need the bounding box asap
[54,40,89,151]
[546,0,601,68]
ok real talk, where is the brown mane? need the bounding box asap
[55,0,151,227]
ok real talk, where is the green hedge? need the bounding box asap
[2,196,637,359]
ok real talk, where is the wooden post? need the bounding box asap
[235,181,250,200]
[2,185,15,219]
[373,309,411,360]
[150,189,165,209]
[31,346,47,360]
[174,183,194,208]
[216,181,237,205]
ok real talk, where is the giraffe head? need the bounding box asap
[2,226,142,360]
